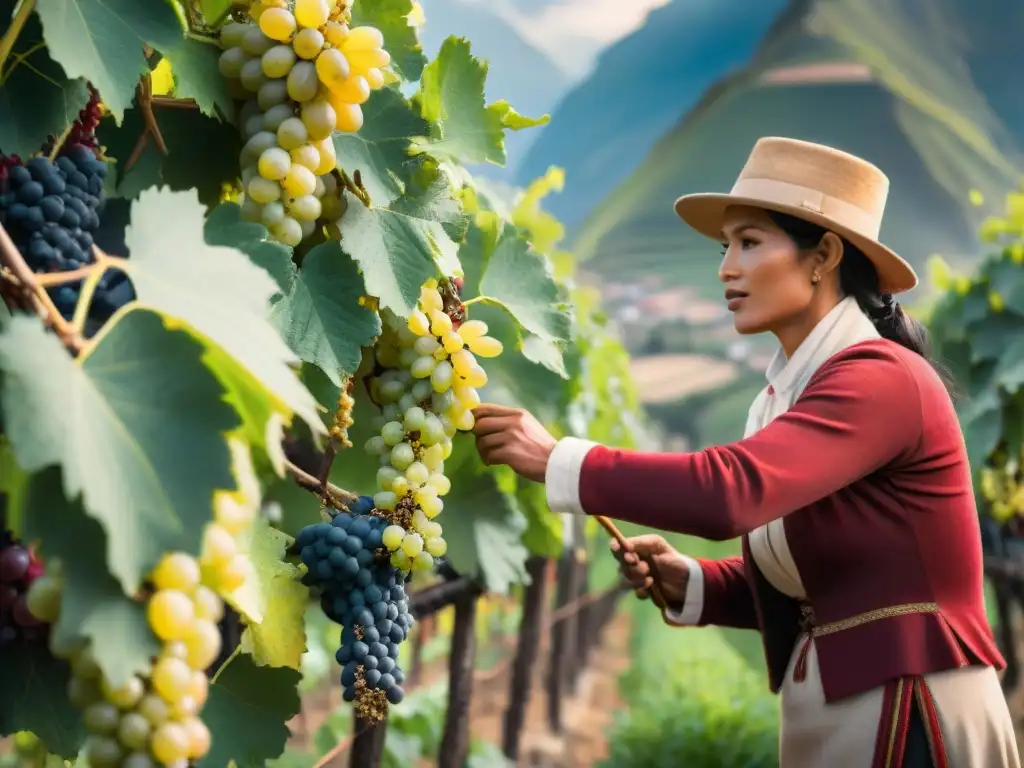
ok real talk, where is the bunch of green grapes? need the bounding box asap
[217,0,390,245]
[981,464,1024,522]
[55,551,223,767]
[199,440,262,597]
[363,279,503,573]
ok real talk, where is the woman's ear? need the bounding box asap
[814,232,845,276]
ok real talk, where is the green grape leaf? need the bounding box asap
[477,229,572,347]
[119,187,322,432]
[269,241,382,386]
[339,187,458,316]
[441,438,529,593]
[350,0,426,81]
[995,337,1024,393]
[33,0,182,121]
[518,481,563,558]
[960,389,1003,471]
[98,109,243,208]
[161,37,234,118]
[0,1,90,158]
[200,653,302,768]
[230,517,307,670]
[0,308,238,595]
[0,640,83,756]
[19,470,162,687]
[332,88,431,206]
[205,203,296,296]
[469,303,570,423]
[412,37,509,165]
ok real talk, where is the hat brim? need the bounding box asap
[673,193,918,294]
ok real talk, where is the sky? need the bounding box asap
[462,0,673,77]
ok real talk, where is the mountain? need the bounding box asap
[513,0,791,228]
[568,0,1024,301]
[417,0,571,177]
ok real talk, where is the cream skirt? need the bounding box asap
[779,636,1020,767]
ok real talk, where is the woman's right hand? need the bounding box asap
[610,534,690,606]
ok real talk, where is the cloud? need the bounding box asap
[485,0,673,76]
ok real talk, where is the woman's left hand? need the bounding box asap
[471,404,557,483]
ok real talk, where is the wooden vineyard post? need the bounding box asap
[569,551,591,693]
[547,516,585,733]
[501,556,550,761]
[348,717,387,767]
[438,581,483,768]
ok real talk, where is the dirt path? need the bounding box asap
[292,609,633,767]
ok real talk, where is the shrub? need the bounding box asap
[603,622,779,768]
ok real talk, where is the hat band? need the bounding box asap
[729,177,883,240]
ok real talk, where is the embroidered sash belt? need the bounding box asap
[793,601,941,681]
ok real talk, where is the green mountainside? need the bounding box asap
[513,0,791,228]
[564,0,1024,300]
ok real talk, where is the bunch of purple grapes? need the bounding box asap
[0,146,134,331]
[0,534,48,645]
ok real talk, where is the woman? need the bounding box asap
[471,137,1020,767]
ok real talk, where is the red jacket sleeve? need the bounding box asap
[695,556,758,629]
[578,344,924,540]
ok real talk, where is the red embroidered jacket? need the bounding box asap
[576,340,1004,702]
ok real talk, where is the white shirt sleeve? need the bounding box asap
[544,436,599,516]
[663,555,705,626]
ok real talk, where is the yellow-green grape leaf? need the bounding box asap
[0,308,239,595]
[120,188,323,433]
[231,518,308,669]
[488,99,549,132]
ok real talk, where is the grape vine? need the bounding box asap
[0,0,642,763]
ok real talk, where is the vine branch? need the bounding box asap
[0,222,84,353]
[0,0,36,77]
[284,457,358,507]
[124,72,169,174]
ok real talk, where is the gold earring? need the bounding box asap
[811,272,820,285]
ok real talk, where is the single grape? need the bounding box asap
[151,552,201,593]
[240,58,268,92]
[301,99,336,141]
[335,102,364,132]
[262,44,296,78]
[101,674,144,709]
[273,215,303,246]
[282,163,316,196]
[286,60,319,102]
[290,144,321,172]
[258,147,291,181]
[401,533,423,558]
[330,74,370,105]
[295,0,330,28]
[151,722,190,765]
[147,589,195,642]
[184,619,222,670]
[117,712,151,751]
[218,47,248,79]
[259,7,297,41]
[293,27,325,59]
[262,102,294,132]
[248,175,281,204]
[242,27,275,56]
[425,536,447,557]
[405,461,429,485]
[0,545,31,581]
[382,525,405,551]
[315,48,351,90]
[276,116,309,150]
[390,442,415,471]
[152,656,192,702]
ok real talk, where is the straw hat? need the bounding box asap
[674,137,918,293]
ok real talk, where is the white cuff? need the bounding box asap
[545,437,599,516]
[663,555,704,626]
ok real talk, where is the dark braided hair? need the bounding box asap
[765,211,951,390]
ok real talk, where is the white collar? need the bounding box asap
[764,296,880,398]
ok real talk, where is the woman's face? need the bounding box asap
[718,206,818,336]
